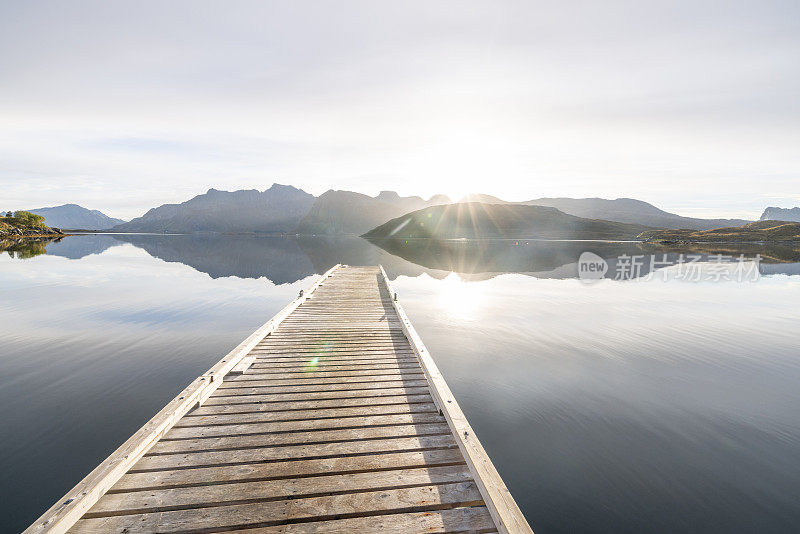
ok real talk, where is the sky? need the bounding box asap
[1,0,799,220]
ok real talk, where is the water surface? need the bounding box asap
[1,234,799,533]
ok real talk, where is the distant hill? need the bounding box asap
[363,202,652,240]
[639,220,800,243]
[295,190,451,235]
[427,194,452,206]
[27,204,124,230]
[104,185,754,235]
[522,198,750,230]
[113,184,314,233]
[761,207,800,222]
[458,193,507,204]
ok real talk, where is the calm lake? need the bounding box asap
[2,234,799,533]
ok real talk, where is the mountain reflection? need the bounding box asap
[112,234,316,284]
[366,238,800,280]
[6,233,800,283]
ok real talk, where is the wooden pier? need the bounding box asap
[27,265,532,533]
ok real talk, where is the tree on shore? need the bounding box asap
[12,211,46,226]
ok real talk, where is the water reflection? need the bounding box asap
[367,237,800,280]
[4,234,799,282]
[0,237,56,259]
[1,234,800,533]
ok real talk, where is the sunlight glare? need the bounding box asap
[435,273,486,320]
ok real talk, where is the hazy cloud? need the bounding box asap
[1,0,798,218]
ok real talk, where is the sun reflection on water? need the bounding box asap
[435,273,486,320]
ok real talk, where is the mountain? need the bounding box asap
[522,198,750,230]
[295,190,451,235]
[363,202,652,240]
[106,186,752,235]
[458,193,507,204]
[761,207,800,222]
[27,204,125,230]
[427,194,452,206]
[639,220,800,243]
[113,184,314,233]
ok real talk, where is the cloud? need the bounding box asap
[1,0,799,219]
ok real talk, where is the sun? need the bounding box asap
[445,189,473,203]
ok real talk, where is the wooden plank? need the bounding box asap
[219,506,496,534]
[148,422,454,455]
[379,265,532,534]
[251,357,419,373]
[216,375,427,389]
[251,350,416,357]
[263,333,409,341]
[175,402,439,427]
[231,364,422,376]
[209,379,431,395]
[163,412,447,440]
[248,361,421,370]
[251,351,417,360]
[259,333,409,341]
[88,464,473,517]
[132,434,459,471]
[110,448,467,492]
[225,368,423,381]
[229,356,256,375]
[192,393,434,414]
[203,386,433,405]
[26,266,341,534]
[69,482,484,533]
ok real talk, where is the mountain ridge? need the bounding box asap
[294,190,451,236]
[363,202,653,240]
[521,197,751,230]
[83,186,764,235]
[113,184,315,233]
[639,220,800,243]
[761,206,800,222]
[27,204,125,230]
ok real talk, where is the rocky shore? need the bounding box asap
[0,225,66,238]
[0,211,68,238]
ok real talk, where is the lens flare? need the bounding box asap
[304,356,320,372]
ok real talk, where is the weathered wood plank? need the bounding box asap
[111,449,467,493]
[209,379,431,395]
[69,482,484,533]
[193,393,434,414]
[89,465,474,517]
[176,402,439,426]
[217,373,427,389]
[250,358,418,367]
[149,422,454,455]
[133,434,459,471]
[204,386,433,405]
[219,506,497,534]
[227,367,423,380]
[254,351,417,365]
[229,356,256,375]
[163,412,447,440]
